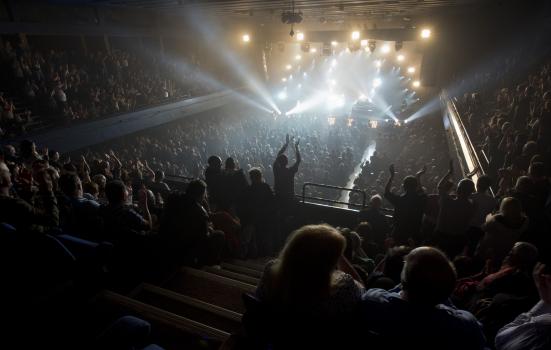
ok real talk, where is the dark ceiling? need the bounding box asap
[96,0,492,23]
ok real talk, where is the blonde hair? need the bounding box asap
[269,224,346,305]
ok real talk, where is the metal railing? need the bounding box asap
[301,182,367,209]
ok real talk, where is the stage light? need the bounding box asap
[375,60,382,68]
[397,54,405,62]
[286,64,292,70]
[295,54,301,60]
[373,78,382,88]
[282,77,287,82]
[242,34,250,43]
[407,66,415,74]
[331,41,338,46]
[328,116,336,125]
[381,44,391,54]
[347,118,353,127]
[278,91,287,100]
[360,39,368,47]
[421,28,431,39]
[351,31,360,40]
[331,58,337,67]
[359,93,367,101]
[303,72,307,77]
[310,47,317,53]
[413,80,421,88]
[297,32,305,41]
[289,74,293,80]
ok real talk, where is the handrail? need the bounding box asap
[441,91,484,183]
[441,90,495,197]
[301,182,367,208]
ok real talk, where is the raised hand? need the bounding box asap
[416,164,427,176]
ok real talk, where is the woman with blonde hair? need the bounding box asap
[256,223,364,316]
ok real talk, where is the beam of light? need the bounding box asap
[381,44,391,54]
[285,91,326,115]
[404,97,440,123]
[242,34,250,42]
[277,91,287,100]
[351,31,360,40]
[372,78,382,88]
[184,9,281,114]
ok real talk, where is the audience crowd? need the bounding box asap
[1,45,551,350]
[0,38,213,137]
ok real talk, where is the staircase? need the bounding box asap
[89,258,270,349]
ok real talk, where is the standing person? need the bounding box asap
[273,134,301,205]
[240,168,276,257]
[384,164,427,245]
[435,161,476,259]
[273,134,301,247]
[204,155,223,210]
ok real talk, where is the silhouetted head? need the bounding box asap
[476,175,492,193]
[500,197,523,221]
[185,179,207,202]
[401,246,457,306]
[225,157,236,170]
[402,175,418,193]
[207,156,222,169]
[249,167,263,184]
[276,154,288,167]
[370,194,382,209]
[505,242,538,271]
[105,180,128,205]
[457,179,475,198]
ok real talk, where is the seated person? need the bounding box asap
[250,224,364,348]
[495,263,551,350]
[360,246,487,350]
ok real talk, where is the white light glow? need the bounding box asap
[242,34,250,43]
[310,47,317,53]
[297,32,305,41]
[373,78,382,88]
[285,64,292,70]
[351,31,360,40]
[278,91,287,100]
[407,66,415,73]
[331,58,337,67]
[360,39,368,47]
[295,54,302,60]
[331,41,338,46]
[413,80,421,88]
[381,44,391,54]
[421,28,431,39]
[282,77,287,82]
[359,93,367,101]
[328,116,336,125]
[375,60,382,68]
[397,54,405,62]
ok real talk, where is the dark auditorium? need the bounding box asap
[1,0,551,349]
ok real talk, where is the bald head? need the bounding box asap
[401,247,457,306]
